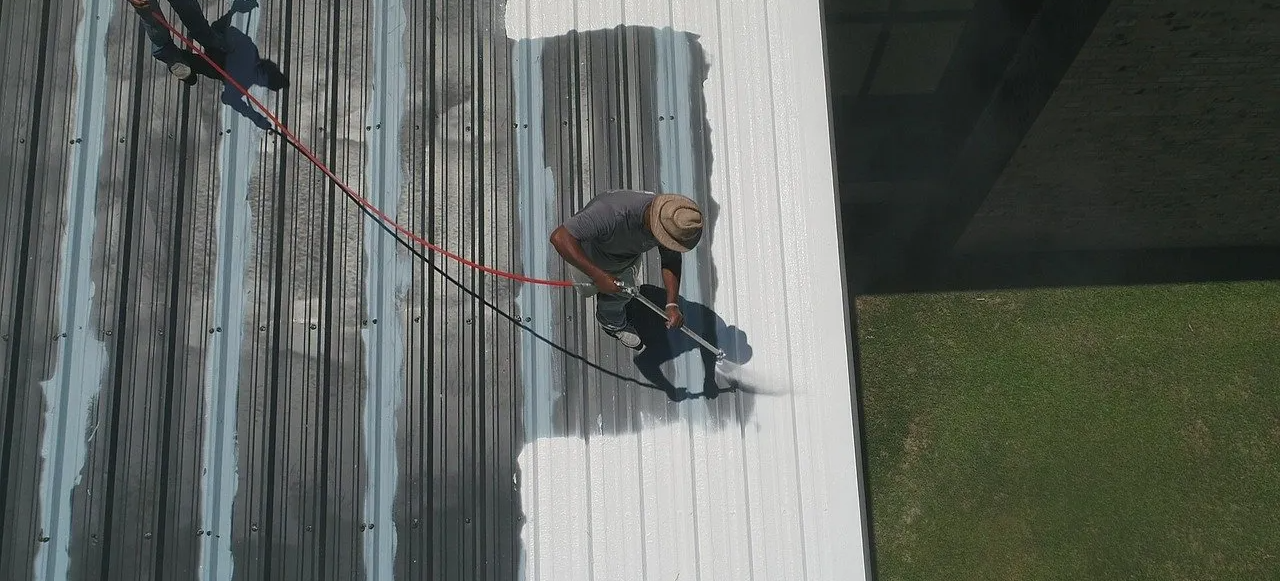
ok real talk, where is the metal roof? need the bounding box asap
[1,0,868,579]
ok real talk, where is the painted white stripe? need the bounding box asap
[199,11,267,581]
[512,39,560,443]
[33,0,114,578]
[648,26,706,581]
[360,0,410,577]
[513,36,586,580]
[653,27,708,395]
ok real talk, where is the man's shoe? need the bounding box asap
[168,60,193,81]
[603,325,644,352]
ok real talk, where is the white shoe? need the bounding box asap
[604,325,644,352]
[168,61,193,80]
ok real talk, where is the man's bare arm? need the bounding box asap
[659,249,684,328]
[661,266,680,305]
[549,225,621,293]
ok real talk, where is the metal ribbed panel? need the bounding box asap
[507,0,870,578]
[1,0,85,578]
[2,0,868,579]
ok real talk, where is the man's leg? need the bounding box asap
[569,263,626,326]
[134,3,180,62]
[567,256,642,350]
[166,0,230,52]
[595,293,629,330]
[134,3,198,82]
[595,261,643,350]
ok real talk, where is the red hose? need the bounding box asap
[150,10,574,288]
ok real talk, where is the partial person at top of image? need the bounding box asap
[128,0,229,80]
[129,0,288,130]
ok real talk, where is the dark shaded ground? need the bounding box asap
[828,0,1280,293]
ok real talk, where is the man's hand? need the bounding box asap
[665,304,684,329]
[592,273,622,295]
[128,0,151,9]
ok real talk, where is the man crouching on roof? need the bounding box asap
[550,190,704,352]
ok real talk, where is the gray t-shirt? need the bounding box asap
[563,189,681,273]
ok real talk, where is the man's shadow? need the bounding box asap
[182,0,289,130]
[625,284,752,401]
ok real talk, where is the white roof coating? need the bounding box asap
[507,0,872,579]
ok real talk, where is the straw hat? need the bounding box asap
[649,194,703,252]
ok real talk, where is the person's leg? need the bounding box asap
[595,259,643,350]
[134,3,180,62]
[596,293,642,351]
[594,257,639,329]
[133,3,199,83]
[166,0,230,52]
[595,293,629,330]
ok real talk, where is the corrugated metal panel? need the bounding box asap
[506,1,870,579]
[1,0,868,579]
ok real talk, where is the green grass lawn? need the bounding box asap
[855,281,1280,581]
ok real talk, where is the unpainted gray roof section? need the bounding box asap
[2,1,870,581]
